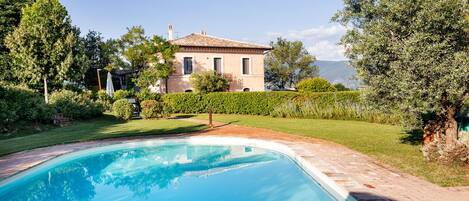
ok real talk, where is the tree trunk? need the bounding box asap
[165,79,168,94]
[444,106,458,147]
[44,77,49,104]
[422,105,468,163]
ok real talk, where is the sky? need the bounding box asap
[60,0,347,61]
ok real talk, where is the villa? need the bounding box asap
[159,25,272,93]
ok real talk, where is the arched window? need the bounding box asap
[243,88,250,92]
[185,89,193,93]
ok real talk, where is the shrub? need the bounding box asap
[113,89,134,102]
[333,83,350,91]
[137,88,161,102]
[297,77,336,92]
[271,100,401,124]
[96,90,112,111]
[0,84,55,131]
[113,99,133,120]
[49,90,104,120]
[190,71,230,93]
[140,100,164,119]
[270,101,302,118]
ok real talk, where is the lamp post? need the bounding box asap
[97,69,102,90]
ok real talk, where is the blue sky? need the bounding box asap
[61,0,347,60]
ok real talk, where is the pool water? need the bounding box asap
[0,143,336,201]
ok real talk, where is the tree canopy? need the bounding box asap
[108,27,178,91]
[190,71,231,93]
[5,0,86,102]
[296,77,336,93]
[0,0,34,82]
[118,26,149,71]
[133,35,177,90]
[265,38,318,90]
[334,0,469,162]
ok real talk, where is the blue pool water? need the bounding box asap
[0,142,336,201]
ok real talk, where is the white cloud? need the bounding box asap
[266,24,348,61]
[307,41,345,61]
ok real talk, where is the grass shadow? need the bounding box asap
[172,114,197,119]
[400,129,423,145]
[0,114,208,156]
[211,120,240,128]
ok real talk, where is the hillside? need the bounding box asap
[315,60,360,89]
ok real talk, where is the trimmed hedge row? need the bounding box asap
[163,91,362,115]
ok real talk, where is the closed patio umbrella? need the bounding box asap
[106,72,114,97]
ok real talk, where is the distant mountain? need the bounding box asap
[315,60,360,89]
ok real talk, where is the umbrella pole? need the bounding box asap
[97,69,102,90]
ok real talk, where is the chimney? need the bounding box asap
[168,24,173,40]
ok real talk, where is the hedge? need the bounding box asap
[163,91,362,116]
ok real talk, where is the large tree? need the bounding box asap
[115,27,177,93]
[0,0,34,82]
[134,35,177,93]
[82,31,119,89]
[5,0,83,103]
[334,0,469,163]
[265,38,318,90]
[119,26,149,71]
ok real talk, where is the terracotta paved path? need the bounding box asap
[1,119,468,201]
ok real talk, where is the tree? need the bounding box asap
[68,27,90,86]
[265,38,318,90]
[134,35,177,92]
[190,71,230,93]
[82,31,119,88]
[0,0,34,82]
[296,77,336,93]
[119,26,149,71]
[334,0,469,163]
[333,83,350,91]
[5,0,80,103]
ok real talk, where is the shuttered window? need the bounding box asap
[214,58,222,73]
[242,58,250,75]
[183,57,193,75]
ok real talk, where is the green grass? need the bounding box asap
[192,114,469,187]
[1,113,467,187]
[0,114,207,156]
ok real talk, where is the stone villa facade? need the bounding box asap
[157,26,272,93]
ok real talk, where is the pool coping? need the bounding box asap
[0,136,355,201]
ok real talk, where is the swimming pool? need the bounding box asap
[0,138,341,201]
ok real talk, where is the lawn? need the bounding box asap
[0,114,207,156]
[192,114,469,187]
[1,113,467,187]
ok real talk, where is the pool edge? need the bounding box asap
[0,136,357,201]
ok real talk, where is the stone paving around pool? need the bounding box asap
[1,119,468,201]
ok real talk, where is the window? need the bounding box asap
[243,88,250,92]
[183,57,193,75]
[242,58,250,75]
[213,57,222,73]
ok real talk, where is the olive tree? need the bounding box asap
[334,0,469,163]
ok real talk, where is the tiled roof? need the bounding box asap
[171,33,272,50]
